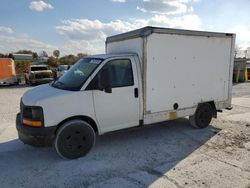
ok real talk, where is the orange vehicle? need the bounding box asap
[0,58,19,85]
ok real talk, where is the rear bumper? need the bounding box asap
[16,113,57,147]
[0,76,18,85]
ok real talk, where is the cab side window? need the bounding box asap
[85,59,134,90]
[104,59,134,88]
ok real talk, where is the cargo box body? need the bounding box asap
[106,27,235,123]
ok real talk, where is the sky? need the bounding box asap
[0,0,250,56]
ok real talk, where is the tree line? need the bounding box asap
[48,52,87,67]
[0,50,88,67]
[0,50,88,75]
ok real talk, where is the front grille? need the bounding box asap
[20,100,23,113]
[20,100,24,120]
[35,74,51,79]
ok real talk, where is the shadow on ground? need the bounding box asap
[0,119,220,188]
[0,82,52,89]
[0,84,29,89]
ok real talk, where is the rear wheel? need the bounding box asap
[189,103,213,128]
[25,78,28,85]
[14,81,19,85]
[25,78,32,86]
[55,120,95,159]
[28,80,33,86]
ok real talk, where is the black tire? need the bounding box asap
[28,80,32,86]
[25,78,28,85]
[189,103,213,128]
[55,120,96,159]
[25,78,32,86]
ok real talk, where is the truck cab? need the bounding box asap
[17,54,142,159]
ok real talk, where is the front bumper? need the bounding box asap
[16,113,57,147]
[31,78,54,84]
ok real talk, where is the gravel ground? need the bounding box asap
[0,83,250,188]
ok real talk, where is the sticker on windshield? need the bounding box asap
[89,59,102,64]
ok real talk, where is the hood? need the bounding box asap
[22,84,71,106]
[31,70,52,74]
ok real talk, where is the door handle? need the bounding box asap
[134,88,138,98]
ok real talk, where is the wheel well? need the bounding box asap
[56,115,99,134]
[198,101,217,118]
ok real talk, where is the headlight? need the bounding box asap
[22,105,44,127]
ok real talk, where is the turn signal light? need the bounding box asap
[23,118,42,127]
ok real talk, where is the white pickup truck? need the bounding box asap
[16,27,235,159]
[24,65,54,85]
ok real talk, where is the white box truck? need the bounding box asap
[16,27,235,159]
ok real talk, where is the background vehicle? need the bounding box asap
[24,65,53,85]
[16,27,235,159]
[56,65,71,78]
[0,58,19,85]
[247,63,250,80]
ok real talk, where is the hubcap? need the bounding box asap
[197,106,212,126]
[65,130,87,151]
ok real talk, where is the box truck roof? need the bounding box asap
[89,53,137,59]
[106,26,234,43]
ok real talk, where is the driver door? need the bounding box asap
[92,58,140,133]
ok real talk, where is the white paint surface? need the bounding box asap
[146,33,233,113]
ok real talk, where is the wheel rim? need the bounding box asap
[64,129,88,153]
[55,121,95,159]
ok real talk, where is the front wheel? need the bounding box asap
[55,120,96,159]
[189,103,213,128]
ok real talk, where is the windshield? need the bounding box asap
[31,67,48,71]
[58,65,69,71]
[52,58,103,91]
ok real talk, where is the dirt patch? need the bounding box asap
[204,129,250,153]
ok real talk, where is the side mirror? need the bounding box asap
[98,68,112,93]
